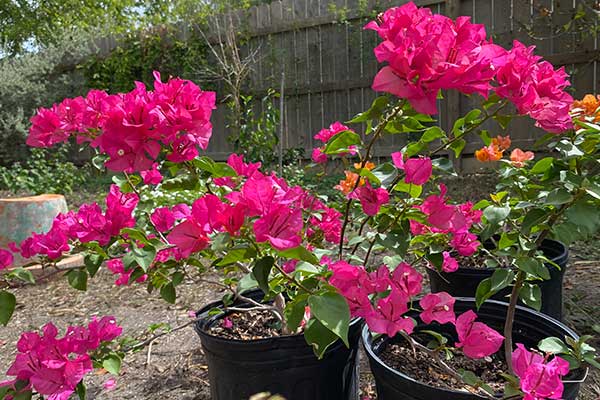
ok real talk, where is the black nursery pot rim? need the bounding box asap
[194,298,362,346]
[362,297,587,396]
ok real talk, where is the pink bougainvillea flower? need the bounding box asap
[512,343,570,400]
[419,292,456,324]
[218,203,245,236]
[450,231,480,256]
[495,41,573,133]
[314,121,351,143]
[167,221,210,257]
[365,289,415,337]
[141,163,163,185]
[404,157,433,186]
[391,262,423,297]
[455,310,504,359]
[459,202,483,226]
[106,258,147,286]
[172,203,191,219]
[191,194,225,233]
[4,318,122,400]
[282,259,298,273]
[420,186,457,231]
[150,207,176,232]
[510,148,535,168]
[442,251,459,273]
[105,185,139,236]
[103,378,117,391]
[308,206,342,244]
[367,3,506,114]
[312,147,327,164]
[391,152,432,185]
[0,249,14,270]
[253,205,303,250]
[225,153,261,177]
[222,317,234,329]
[27,106,68,147]
[349,181,389,216]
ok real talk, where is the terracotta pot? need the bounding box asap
[0,194,68,265]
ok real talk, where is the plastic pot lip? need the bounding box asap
[194,299,362,346]
[362,297,586,395]
[427,238,568,275]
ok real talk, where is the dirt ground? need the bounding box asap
[0,244,599,400]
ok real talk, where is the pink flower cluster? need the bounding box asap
[366,2,506,115]
[495,41,573,133]
[150,154,342,256]
[512,344,570,400]
[311,121,357,164]
[349,182,390,216]
[328,260,503,359]
[0,249,13,270]
[8,185,138,261]
[410,184,482,271]
[367,2,573,133]
[27,71,216,172]
[1,317,122,400]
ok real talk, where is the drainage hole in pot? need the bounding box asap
[379,333,506,393]
[208,309,287,340]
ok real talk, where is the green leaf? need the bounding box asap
[519,283,542,311]
[490,268,515,293]
[498,232,517,250]
[9,268,35,284]
[538,337,569,354]
[530,157,554,174]
[304,318,339,359]
[67,269,88,291]
[421,329,448,346]
[545,188,573,205]
[277,246,319,265]
[521,208,549,234]
[431,157,456,175]
[448,138,467,157]
[216,247,256,267]
[421,126,445,143]
[252,256,274,293]
[75,381,86,400]
[84,254,104,278]
[284,294,309,332]
[475,278,493,308]
[308,292,350,346]
[194,156,237,178]
[515,258,550,280]
[0,290,16,326]
[160,283,176,304]
[494,114,512,130]
[129,245,157,272]
[102,354,122,375]
[347,96,389,124]
[394,181,422,198]
[478,130,491,146]
[323,131,362,155]
[483,205,510,224]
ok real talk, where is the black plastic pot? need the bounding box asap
[194,290,362,400]
[363,298,586,400]
[427,239,569,320]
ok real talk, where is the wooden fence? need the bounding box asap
[201,0,600,168]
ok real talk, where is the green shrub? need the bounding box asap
[0,146,93,195]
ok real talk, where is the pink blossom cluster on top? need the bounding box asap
[5,185,138,266]
[27,71,216,172]
[328,259,503,359]
[1,316,122,400]
[367,2,573,133]
[512,344,570,400]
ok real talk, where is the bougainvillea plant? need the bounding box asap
[0,2,599,399]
